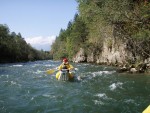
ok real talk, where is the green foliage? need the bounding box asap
[51,14,88,59]
[0,24,51,63]
[51,0,150,61]
[118,2,150,59]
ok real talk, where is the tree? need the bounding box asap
[0,24,51,63]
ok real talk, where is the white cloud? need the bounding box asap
[25,35,56,51]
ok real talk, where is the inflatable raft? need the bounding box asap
[56,69,74,81]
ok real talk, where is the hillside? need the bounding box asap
[0,24,52,63]
[50,0,150,72]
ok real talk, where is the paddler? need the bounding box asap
[56,58,74,80]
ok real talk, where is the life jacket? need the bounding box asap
[62,64,68,69]
[58,63,74,71]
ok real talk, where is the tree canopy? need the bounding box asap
[0,24,52,63]
[50,0,150,62]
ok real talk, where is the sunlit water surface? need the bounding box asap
[0,60,150,113]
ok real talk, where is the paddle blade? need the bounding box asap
[46,69,55,74]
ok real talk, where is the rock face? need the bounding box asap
[73,38,150,66]
[95,37,132,65]
[72,48,86,63]
[72,25,150,67]
[73,37,133,65]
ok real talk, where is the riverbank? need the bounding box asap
[72,47,150,74]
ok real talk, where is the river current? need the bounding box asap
[0,60,150,113]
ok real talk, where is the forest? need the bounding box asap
[0,24,52,63]
[50,0,150,65]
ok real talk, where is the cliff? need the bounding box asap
[72,25,150,73]
[73,45,150,73]
[73,38,133,65]
[51,1,150,73]
[73,25,132,65]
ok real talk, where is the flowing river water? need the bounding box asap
[0,60,150,113]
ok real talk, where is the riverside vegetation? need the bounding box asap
[50,0,150,73]
[0,24,52,63]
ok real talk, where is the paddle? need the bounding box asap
[46,69,57,74]
[46,68,78,75]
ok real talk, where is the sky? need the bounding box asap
[0,0,78,51]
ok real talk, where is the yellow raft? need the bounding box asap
[56,69,74,81]
[143,105,150,113]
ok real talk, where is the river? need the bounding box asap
[0,60,150,113]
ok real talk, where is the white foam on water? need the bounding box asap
[11,81,21,87]
[2,80,21,87]
[93,100,104,105]
[77,76,81,81]
[0,75,9,78]
[83,63,90,66]
[42,94,51,98]
[109,82,123,91]
[3,81,9,83]
[25,90,30,94]
[10,81,17,85]
[103,67,107,70]
[44,64,53,67]
[12,64,23,67]
[6,75,9,78]
[42,93,56,98]
[44,64,57,67]
[91,70,116,77]
[33,70,45,74]
[32,64,40,67]
[31,97,34,101]
[91,71,103,77]
[95,93,107,98]
[95,93,113,101]
[124,99,135,104]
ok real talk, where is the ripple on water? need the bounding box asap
[95,93,108,99]
[11,64,23,67]
[0,60,150,113]
[1,80,22,88]
[91,70,116,77]
[109,82,123,91]
[32,70,45,74]
[93,100,105,105]
[0,74,9,79]
[93,93,114,106]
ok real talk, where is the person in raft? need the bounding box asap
[56,58,74,80]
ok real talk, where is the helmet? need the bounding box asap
[63,58,68,63]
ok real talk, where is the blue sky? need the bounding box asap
[0,0,78,51]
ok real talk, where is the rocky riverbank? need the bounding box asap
[72,45,150,74]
